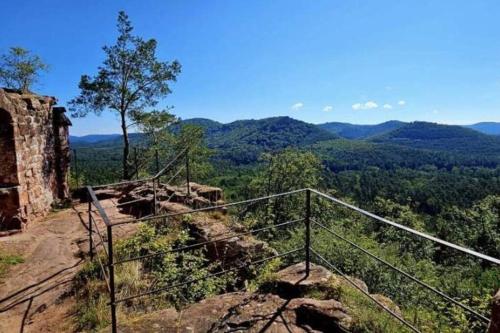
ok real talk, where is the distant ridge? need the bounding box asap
[371,121,500,155]
[318,120,406,139]
[465,122,500,136]
[69,118,500,145]
[70,134,121,144]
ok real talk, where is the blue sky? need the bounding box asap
[2,0,500,135]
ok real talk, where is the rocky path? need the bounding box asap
[0,204,90,333]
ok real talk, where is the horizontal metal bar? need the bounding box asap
[112,188,307,226]
[312,220,490,324]
[114,247,302,305]
[309,189,500,265]
[114,218,303,265]
[310,248,420,333]
[87,186,113,227]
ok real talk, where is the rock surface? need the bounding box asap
[117,292,351,333]
[269,262,333,298]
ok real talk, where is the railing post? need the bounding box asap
[88,193,93,260]
[185,149,191,196]
[153,178,158,216]
[107,225,117,333]
[155,149,160,175]
[73,149,79,188]
[134,147,139,180]
[305,189,311,276]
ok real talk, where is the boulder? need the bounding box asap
[185,213,277,273]
[269,262,333,298]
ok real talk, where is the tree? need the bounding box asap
[134,109,178,148]
[69,11,181,179]
[0,47,48,92]
[248,149,322,227]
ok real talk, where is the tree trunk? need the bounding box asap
[121,112,130,180]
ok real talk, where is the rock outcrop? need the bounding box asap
[117,292,351,333]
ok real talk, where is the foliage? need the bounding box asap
[69,11,181,179]
[0,251,24,280]
[74,222,236,331]
[133,109,178,148]
[0,47,48,92]
[243,149,322,233]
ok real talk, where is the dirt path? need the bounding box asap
[0,199,141,333]
[0,204,90,333]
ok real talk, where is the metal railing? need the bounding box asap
[85,187,499,333]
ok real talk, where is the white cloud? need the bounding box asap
[291,102,304,111]
[323,105,333,112]
[383,104,393,109]
[352,101,378,110]
[398,100,406,106]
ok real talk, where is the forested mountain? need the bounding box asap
[371,121,500,158]
[318,120,406,139]
[465,122,500,135]
[185,116,339,163]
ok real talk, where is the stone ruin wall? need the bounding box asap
[0,88,71,230]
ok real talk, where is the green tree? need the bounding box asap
[133,109,178,148]
[69,11,181,179]
[0,47,48,92]
[248,149,322,228]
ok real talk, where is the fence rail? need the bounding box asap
[85,183,500,333]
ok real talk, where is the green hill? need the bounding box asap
[371,121,500,158]
[196,116,339,163]
[465,122,500,135]
[318,120,406,139]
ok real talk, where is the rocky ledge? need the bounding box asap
[114,262,406,332]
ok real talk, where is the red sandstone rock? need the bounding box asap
[117,291,351,333]
[0,88,71,231]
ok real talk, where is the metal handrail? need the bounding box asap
[309,188,500,265]
[153,147,188,180]
[114,218,303,265]
[84,185,499,333]
[112,188,306,226]
[114,247,303,304]
[312,219,490,324]
[311,248,421,333]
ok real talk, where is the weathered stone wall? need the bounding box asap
[0,88,71,230]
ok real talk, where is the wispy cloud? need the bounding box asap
[383,104,393,109]
[291,102,304,111]
[323,105,333,112]
[398,100,406,106]
[352,101,378,110]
